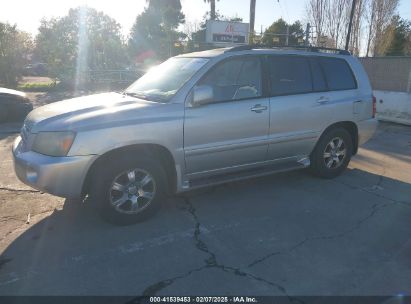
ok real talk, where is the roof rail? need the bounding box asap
[225,45,351,55]
[224,45,254,52]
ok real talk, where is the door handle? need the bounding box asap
[250,104,268,113]
[316,96,329,104]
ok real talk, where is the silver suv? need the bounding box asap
[12,46,377,224]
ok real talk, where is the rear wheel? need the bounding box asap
[310,128,353,178]
[90,157,167,225]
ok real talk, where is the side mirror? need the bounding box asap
[192,85,214,106]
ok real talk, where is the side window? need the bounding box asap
[269,56,312,96]
[320,58,356,91]
[199,57,262,103]
[309,58,327,92]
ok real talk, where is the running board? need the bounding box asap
[187,160,308,190]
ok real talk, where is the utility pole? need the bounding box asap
[305,23,310,46]
[345,0,357,51]
[249,0,256,44]
[210,0,216,20]
[285,25,289,46]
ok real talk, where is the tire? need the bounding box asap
[310,127,353,179]
[90,156,167,225]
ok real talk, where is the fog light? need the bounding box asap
[26,167,38,183]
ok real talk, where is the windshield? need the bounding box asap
[125,57,209,102]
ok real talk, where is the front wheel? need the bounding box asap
[310,128,353,178]
[90,157,167,225]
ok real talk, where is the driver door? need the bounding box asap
[184,56,270,175]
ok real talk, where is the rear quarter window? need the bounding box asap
[320,57,357,91]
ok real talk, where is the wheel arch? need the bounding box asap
[82,143,177,197]
[315,121,359,156]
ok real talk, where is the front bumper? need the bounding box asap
[12,136,96,199]
[357,118,378,146]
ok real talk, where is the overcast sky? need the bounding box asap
[1,0,411,38]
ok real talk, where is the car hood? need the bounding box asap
[0,87,27,98]
[25,92,172,133]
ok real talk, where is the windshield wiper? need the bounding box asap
[122,91,149,100]
[123,91,168,103]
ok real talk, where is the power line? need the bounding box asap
[277,0,286,22]
[278,0,290,23]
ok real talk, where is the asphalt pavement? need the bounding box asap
[0,121,410,297]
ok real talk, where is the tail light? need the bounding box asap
[372,95,376,118]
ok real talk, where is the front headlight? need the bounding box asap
[32,131,76,156]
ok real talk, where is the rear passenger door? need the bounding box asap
[318,57,360,117]
[267,55,331,160]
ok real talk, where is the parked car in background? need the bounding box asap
[12,46,377,225]
[0,88,33,123]
[23,63,48,76]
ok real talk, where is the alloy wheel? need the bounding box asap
[109,168,156,214]
[323,137,347,169]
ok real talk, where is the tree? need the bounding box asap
[324,0,349,48]
[306,0,398,55]
[307,0,363,51]
[261,19,305,46]
[384,15,411,56]
[0,23,33,86]
[364,0,399,56]
[365,0,376,56]
[128,0,185,62]
[148,0,185,28]
[349,0,366,55]
[34,6,127,84]
[307,0,328,46]
[204,0,218,20]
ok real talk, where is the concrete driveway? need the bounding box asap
[0,122,410,297]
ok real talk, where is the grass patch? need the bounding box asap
[17,82,57,92]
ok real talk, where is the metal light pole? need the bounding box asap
[345,0,357,51]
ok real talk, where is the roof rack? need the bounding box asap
[225,45,351,55]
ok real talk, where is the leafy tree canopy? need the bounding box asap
[385,15,411,56]
[0,23,33,86]
[262,18,304,47]
[128,0,186,62]
[34,6,127,82]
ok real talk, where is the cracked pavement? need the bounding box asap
[0,121,410,297]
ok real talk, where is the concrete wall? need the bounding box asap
[359,57,411,125]
[374,90,411,125]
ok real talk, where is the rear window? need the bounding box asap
[269,56,312,96]
[319,58,357,91]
